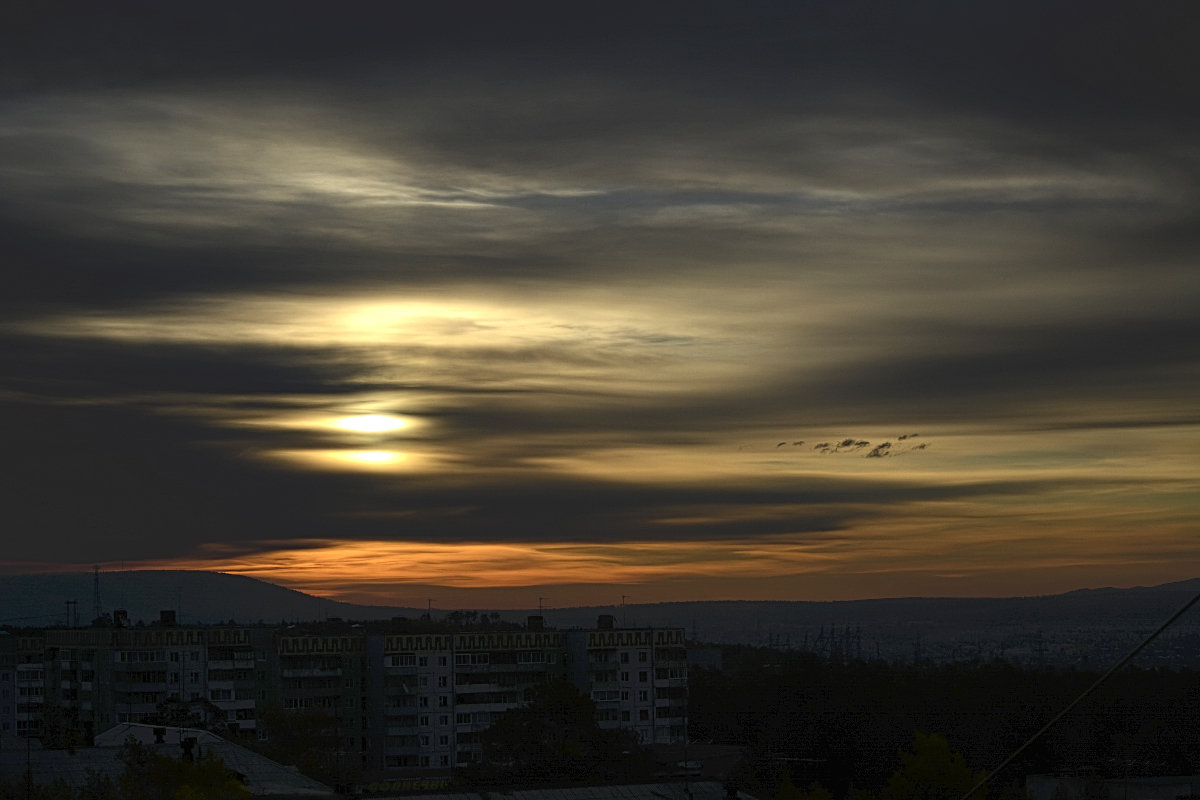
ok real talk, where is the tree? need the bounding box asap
[468,680,652,786]
[250,705,358,789]
[883,733,987,800]
[115,736,250,800]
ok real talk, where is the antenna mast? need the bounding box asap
[92,565,102,622]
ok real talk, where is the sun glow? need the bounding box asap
[264,448,412,470]
[335,414,409,434]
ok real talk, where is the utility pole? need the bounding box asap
[92,565,102,623]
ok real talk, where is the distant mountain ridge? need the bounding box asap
[0,570,421,627]
[4,571,1200,666]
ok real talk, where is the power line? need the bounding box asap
[960,587,1200,800]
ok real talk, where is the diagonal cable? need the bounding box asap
[960,587,1200,800]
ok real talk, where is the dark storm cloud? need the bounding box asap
[0,333,359,398]
[793,315,1200,424]
[2,0,1198,594]
[7,1,1197,119]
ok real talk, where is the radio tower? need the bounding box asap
[92,565,103,622]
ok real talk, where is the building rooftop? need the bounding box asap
[0,724,334,797]
[364,782,756,800]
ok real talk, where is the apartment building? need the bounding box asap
[364,626,569,771]
[25,617,271,742]
[16,631,46,738]
[10,614,687,776]
[567,616,688,745]
[0,631,17,736]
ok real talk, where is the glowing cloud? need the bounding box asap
[334,414,409,434]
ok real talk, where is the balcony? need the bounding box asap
[280,668,342,678]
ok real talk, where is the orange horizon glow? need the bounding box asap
[40,519,1192,607]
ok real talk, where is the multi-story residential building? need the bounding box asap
[16,631,46,738]
[23,615,272,742]
[7,613,688,778]
[264,627,369,777]
[0,631,16,736]
[365,625,569,771]
[567,616,688,745]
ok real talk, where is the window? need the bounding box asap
[420,735,430,746]
[438,656,448,667]
[439,715,449,725]
[639,709,650,721]
[419,715,429,726]
[455,653,490,666]
[620,672,629,682]
[639,671,648,682]
[438,695,449,707]
[620,652,629,664]
[621,710,630,721]
[621,690,629,701]
[439,734,449,745]
[638,651,648,662]
[390,654,416,667]
[456,712,472,724]
[418,656,428,667]
[438,676,448,687]
[420,697,429,707]
[638,690,648,702]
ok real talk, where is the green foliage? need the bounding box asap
[463,680,653,787]
[249,704,359,788]
[0,770,80,800]
[0,741,247,800]
[802,782,837,800]
[776,772,806,800]
[689,649,1200,800]
[116,737,250,800]
[882,733,986,800]
[40,703,89,751]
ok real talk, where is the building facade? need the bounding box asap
[8,615,687,775]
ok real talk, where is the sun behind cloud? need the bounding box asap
[335,414,409,433]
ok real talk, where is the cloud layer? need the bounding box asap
[1,1,1198,605]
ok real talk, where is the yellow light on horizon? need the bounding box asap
[335,414,408,434]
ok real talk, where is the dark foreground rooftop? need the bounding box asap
[0,724,333,797]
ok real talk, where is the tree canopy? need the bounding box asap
[465,680,653,787]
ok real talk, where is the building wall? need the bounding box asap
[572,628,688,745]
[13,619,688,774]
[0,632,16,736]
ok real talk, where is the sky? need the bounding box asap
[2,1,1198,609]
